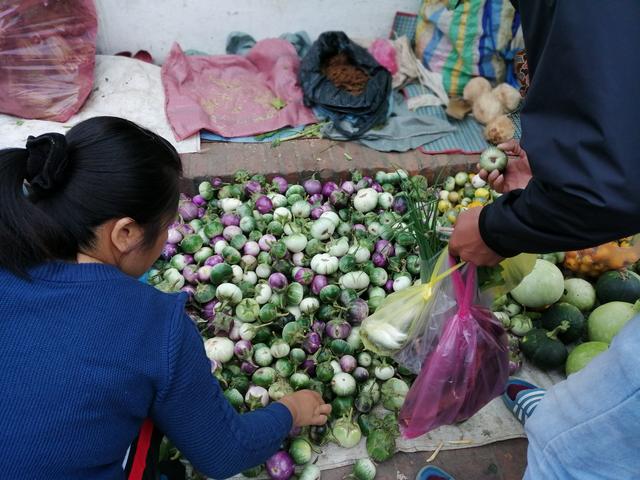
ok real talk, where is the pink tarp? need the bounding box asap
[161,41,317,140]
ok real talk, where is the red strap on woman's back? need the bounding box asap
[128,419,155,480]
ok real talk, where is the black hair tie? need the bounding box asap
[25,133,70,197]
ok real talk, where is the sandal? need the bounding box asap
[502,378,546,425]
[416,466,455,480]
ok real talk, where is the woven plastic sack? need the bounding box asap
[414,0,523,97]
[564,235,640,277]
[0,0,97,122]
[398,258,509,439]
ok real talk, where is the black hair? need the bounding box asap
[0,116,183,276]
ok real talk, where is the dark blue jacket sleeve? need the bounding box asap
[150,306,291,479]
[479,0,640,256]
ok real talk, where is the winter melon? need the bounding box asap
[511,259,565,308]
[566,342,608,375]
[560,278,596,312]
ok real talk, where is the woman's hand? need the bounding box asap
[478,139,532,193]
[278,390,331,427]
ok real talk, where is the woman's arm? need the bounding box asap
[150,310,291,479]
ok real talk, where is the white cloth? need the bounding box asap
[0,55,200,153]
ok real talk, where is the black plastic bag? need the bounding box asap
[299,31,392,139]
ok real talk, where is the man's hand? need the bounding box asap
[448,207,503,266]
[278,390,331,427]
[478,139,532,193]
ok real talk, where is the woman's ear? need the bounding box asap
[110,217,145,254]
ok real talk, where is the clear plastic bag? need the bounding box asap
[398,257,510,439]
[0,0,97,121]
[360,249,461,358]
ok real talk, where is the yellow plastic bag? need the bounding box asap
[360,249,462,357]
[479,253,537,297]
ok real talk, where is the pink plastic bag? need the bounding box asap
[399,258,509,439]
[161,41,317,140]
[368,39,398,75]
[0,0,97,122]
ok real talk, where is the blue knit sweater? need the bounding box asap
[0,262,292,479]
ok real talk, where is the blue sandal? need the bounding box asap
[502,378,546,425]
[416,466,455,480]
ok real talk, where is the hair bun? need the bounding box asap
[25,133,70,196]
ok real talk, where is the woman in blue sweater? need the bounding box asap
[0,116,330,479]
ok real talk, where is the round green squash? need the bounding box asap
[595,270,640,304]
[540,302,586,344]
[520,325,568,370]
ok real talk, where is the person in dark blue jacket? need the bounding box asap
[445,1,640,479]
[0,116,330,479]
[450,0,640,262]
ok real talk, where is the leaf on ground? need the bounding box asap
[271,98,287,110]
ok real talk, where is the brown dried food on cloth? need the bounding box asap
[322,53,370,96]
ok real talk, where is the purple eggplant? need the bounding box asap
[204,254,224,267]
[325,319,351,339]
[341,180,356,195]
[245,180,262,196]
[192,194,207,207]
[256,195,273,214]
[308,193,324,206]
[303,178,322,195]
[167,226,183,245]
[301,358,316,377]
[372,252,387,268]
[293,267,314,286]
[271,176,289,194]
[353,366,370,382]
[312,320,326,336]
[265,451,295,480]
[269,272,288,291]
[321,181,339,198]
[347,298,369,324]
[182,264,198,284]
[161,243,178,260]
[221,212,240,227]
[259,234,277,251]
[180,285,196,301]
[384,279,395,293]
[241,361,259,375]
[339,355,357,373]
[303,332,322,354]
[311,275,328,295]
[392,195,408,215]
[178,201,198,221]
[234,340,253,360]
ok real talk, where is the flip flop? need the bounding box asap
[416,466,455,480]
[502,378,546,425]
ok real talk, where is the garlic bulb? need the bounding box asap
[493,83,522,113]
[472,92,503,124]
[484,115,515,144]
[463,77,492,103]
